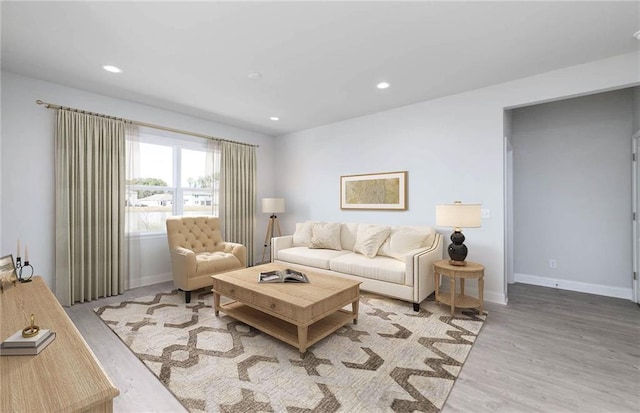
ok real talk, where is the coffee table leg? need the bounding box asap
[213,291,220,316]
[352,299,359,325]
[297,325,308,355]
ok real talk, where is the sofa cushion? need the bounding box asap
[353,224,391,258]
[330,253,406,285]
[309,222,342,250]
[292,221,316,247]
[340,222,359,251]
[379,226,435,261]
[277,247,350,270]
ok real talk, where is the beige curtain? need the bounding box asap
[124,124,139,287]
[220,141,256,266]
[55,109,126,305]
[208,138,221,216]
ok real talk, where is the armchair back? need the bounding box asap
[166,216,226,253]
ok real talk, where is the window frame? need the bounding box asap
[125,129,219,236]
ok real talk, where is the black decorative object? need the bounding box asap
[447,229,469,264]
[15,256,34,283]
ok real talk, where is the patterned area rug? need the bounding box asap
[95,289,486,412]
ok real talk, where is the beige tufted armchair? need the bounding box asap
[166,216,247,303]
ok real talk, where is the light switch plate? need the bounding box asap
[481,208,491,219]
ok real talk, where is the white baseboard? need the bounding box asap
[514,273,632,300]
[484,290,508,305]
[129,272,173,289]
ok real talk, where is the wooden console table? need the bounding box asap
[433,260,484,315]
[0,277,119,412]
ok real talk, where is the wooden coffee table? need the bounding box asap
[212,264,360,354]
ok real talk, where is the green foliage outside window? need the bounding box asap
[126,177,168,198]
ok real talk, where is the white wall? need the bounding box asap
[512,89,634,299]
[1,71,276,291]
[274,52,640,305]
[634,87,640,133]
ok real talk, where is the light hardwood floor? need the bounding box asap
[66,282,640,412]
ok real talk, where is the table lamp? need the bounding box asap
[262,198,285,262]
[436,201,481,266]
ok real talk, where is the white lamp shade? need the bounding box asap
[262,198,285,214]
[436,203,481,228]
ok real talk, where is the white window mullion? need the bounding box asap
[174,146,183,215]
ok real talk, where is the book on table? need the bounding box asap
[258,268,309,283]
[0,330,56,356]
[2,328,51,347]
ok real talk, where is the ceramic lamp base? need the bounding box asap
[447,230,469,265]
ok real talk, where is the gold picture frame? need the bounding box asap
[340,171,407,210]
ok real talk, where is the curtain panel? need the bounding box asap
[55,110,126,305]
[221,142,256,266]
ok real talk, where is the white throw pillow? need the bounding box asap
[292,221,315,247]
[353,224,391,258]
[309,222,342,250]
[379,227,433,260]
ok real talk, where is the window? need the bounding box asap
[125,129,219,234]
[181,148,218,216]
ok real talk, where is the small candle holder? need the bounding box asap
[22,314,40,338]
[15,256,33,283]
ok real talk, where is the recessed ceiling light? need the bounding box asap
[248,72,262,80]
[103,65,122,73]
[634,30,640,40]
[270,116,279,121]
[377,82,390,89]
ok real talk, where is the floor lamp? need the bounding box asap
[262,198,285,263]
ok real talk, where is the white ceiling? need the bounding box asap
[2,1,639,136]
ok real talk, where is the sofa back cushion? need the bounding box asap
[353,224,391,258]
[378,226,436,261]
[340,222,360,251]
[309,222,342,250]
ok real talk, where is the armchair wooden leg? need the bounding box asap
[413,302,420,312]
[182,290,191,303]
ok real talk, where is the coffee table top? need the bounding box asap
[212,263,360,310]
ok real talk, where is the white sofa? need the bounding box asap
[271,221,443,311]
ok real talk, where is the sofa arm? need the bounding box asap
[170,247,197,290]
[271,235,293,262]
[409,233,443,304]
[224,242,247,267]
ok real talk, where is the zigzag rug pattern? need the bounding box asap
[95,290,486,412]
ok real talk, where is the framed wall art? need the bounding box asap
[340,171,407,210]
[0,254,17,292]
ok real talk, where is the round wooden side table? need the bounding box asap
[433,260,484,315]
